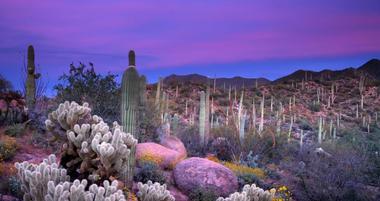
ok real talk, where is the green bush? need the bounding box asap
[134,162,166,185]
[54,63,120,123]
[4,123,26,137]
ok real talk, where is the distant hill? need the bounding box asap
[357,59,380,80]
[163,74,270,88]
[273,59,380,84]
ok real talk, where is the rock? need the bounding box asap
[0,195,19,201]
[136,142,186,169]
[160,135,187,159]
[173,157,238,197]
[168,186,189,201]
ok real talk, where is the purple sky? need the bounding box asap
[0,0,380,95]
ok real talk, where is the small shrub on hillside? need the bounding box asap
[4,123,26,137]
[188,187,218,201]
[298,119,313,131]
[134,162,165,185]
[308,102,321,112]
[0,137,18,161]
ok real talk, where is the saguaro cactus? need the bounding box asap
[199,91,206,146]
[26,45,40,110]
[121,50,146,187]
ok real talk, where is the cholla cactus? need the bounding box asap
[15,154,70,201]
[45,101,93,131]
[137,181,174,201]
[45,179,126,201]
[216,184,275,201]
[45,101,137,182]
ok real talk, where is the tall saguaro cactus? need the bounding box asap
[121,50,146,187]
[199,91,206,147]
[26,45,40,110]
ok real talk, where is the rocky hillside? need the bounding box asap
[163,74,270,88]
[273,59,380,84]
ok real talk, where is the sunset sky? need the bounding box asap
[0,0,379,95]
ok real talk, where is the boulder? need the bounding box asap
[168,186,189,201]
[160,135,187,159]
[173,157,238,197]
[136,142,186,169]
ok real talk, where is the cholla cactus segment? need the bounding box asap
[137,181,175,201]
[216,184,275,201]
[45,101,92,131]
[14,154,70,201]
[45,179,126,201]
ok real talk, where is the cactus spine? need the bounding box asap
[26,45,40,110]
[121,50,146,187]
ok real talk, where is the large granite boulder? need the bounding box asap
[160,135,187,159]
[136,136,186,169]
[173,157,238,197]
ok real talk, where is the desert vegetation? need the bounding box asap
[0,47,379,201]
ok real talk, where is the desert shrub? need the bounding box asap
[54,62,120,123]
[223,162,266,179]
[177,125,206,157]
[138,152,164,166]
[298,119,313,131]
[240,151,259,168]
[0,74,13,93]
[210,126,242,160]
[134,162,166,184]
[237,173,267,190]
[308,102,321,112]
[0,91,27,126]
[287,144,376,201]
[0,137,18,161]
[209,136,235,161]
[7,176,22,198]
[4,123,26,137]
[137,99,161,143]
[273,185,293,201]
[188,187,218,201]
[256,131,299,165]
